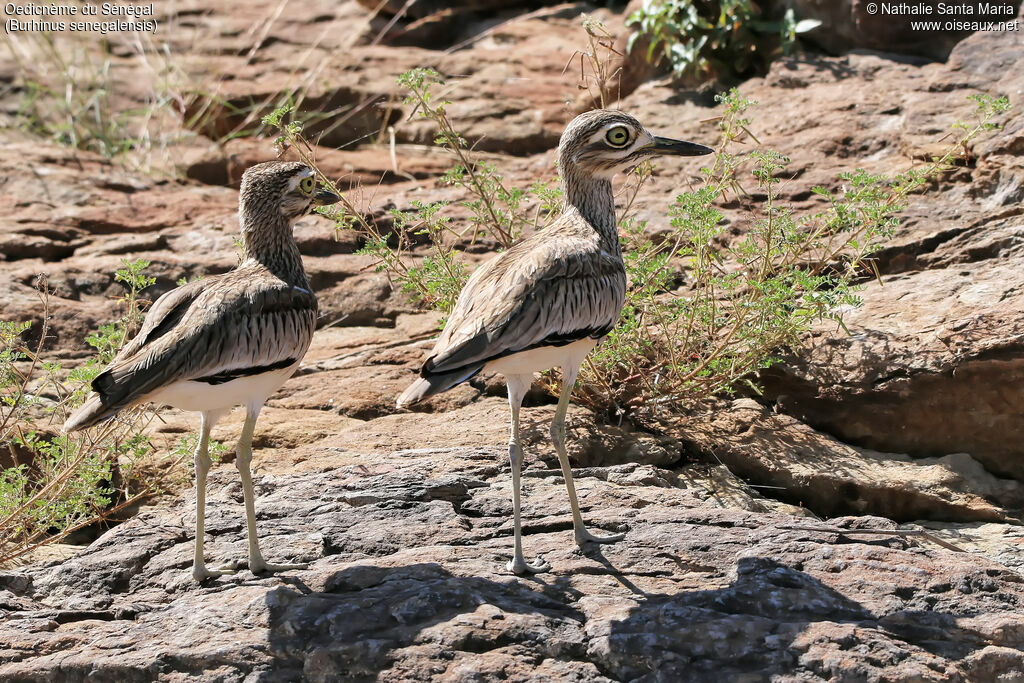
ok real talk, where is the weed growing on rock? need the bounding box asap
[566,15,624,110]
[0,262,169,566]
[7,32,137,158]
[4,30,193,168]
[400,68,532,250]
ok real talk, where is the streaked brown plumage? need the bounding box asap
[63,160,339,580]
[398,110,713,574]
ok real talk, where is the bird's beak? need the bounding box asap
[651,136,715,156]
[312,188,341,207]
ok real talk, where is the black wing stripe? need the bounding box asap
[420,325,611,381]
[195,357,297,385]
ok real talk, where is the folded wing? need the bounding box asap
[64,273,317,431]
[425,236,625,378]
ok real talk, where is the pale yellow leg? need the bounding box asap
[552,364,625,548]
[505,374,550,575]
[232,403,306,574]
[193,410,234,581]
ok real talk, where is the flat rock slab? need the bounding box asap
[2,448,1023,682]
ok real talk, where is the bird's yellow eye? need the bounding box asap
[299,176,315,195]
[605,126,630,147]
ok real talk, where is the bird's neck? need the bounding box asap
[239,210,309,288]
[563,171,620,254]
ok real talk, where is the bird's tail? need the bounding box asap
[62,393,118,433]
[396,364,484,408]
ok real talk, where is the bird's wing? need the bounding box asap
[92,272,317,407]
[423,235,625,376]
[115,278,208,360]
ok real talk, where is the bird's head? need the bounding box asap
[558,110,714,180]
[239,161,341,225]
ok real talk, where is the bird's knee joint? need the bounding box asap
[194,452,212,471]
[234,449,252,469]
[549,423,566,443]
[508,441,522,466]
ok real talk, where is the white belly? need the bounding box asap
[146,363,299,412]
[484,337,598,377]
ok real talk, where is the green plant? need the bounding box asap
[3,9,351,176]
[172,433,228,465]
[362,201,468,314]
[69,258,157,395]
[0,262,173,566]
[626,0,821,81]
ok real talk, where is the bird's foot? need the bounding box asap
[248,556,308,574]
[575,528,625,547]
[192,564,237,582]
[507,554,551,575]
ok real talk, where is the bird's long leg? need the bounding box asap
[193,409,234,581]
[505,374,550,575]
[231,402,306,574]
[552,362,625,548]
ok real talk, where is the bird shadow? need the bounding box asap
[260,561,587,681]
[258,554,991,681]
[578,542,649,597]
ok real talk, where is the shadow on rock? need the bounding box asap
[593,556,996,681]
[254,554,1007,681]
[262,562,588,681]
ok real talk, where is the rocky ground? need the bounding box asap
[1,0,1024,680]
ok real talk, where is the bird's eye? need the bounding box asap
[298,176,315,195]
[605,126,630,147]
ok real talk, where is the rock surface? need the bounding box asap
[3,447,1024,682]
[1,0,1023,680]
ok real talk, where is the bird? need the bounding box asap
[63,160,339,581]
[397,109,713,574]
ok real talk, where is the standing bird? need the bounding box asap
[63,161,339,580]
[398,110,713,574]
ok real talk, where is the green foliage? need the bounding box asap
[0,262,167,566]
[0,322,33,393]
[7,30,190,164]
[261,102,306,154]
[357,69,564,314]
[13,60,139,158]
[5,431,113,534]
[114,258,157,336]
[8,27,341,169]
[626,0,821,80]
[74,258,156,391]
[357,200,469,314]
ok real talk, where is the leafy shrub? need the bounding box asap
[0,260,171,566]
[576,92,1009,418]
[626,0,821,81]
[5,21,340,170]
